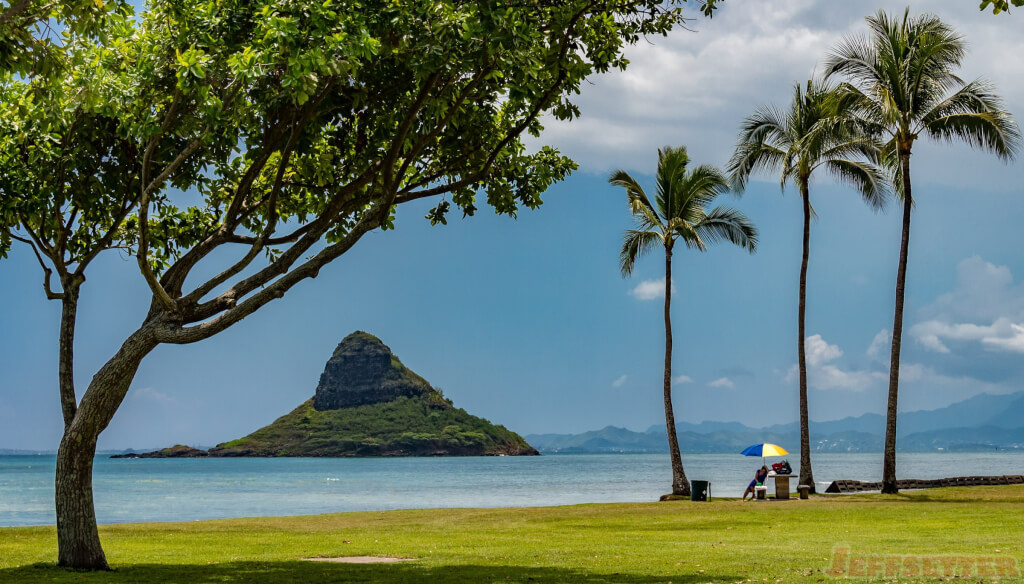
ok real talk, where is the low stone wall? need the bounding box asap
[825,475,1024,493]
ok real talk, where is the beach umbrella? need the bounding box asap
[740,443,789,466]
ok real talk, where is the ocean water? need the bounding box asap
[1,452,1022,527]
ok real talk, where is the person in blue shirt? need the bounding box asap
[742,465,769,501]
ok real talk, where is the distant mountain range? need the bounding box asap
[7,391,1023,457]
[526,391,1024,454]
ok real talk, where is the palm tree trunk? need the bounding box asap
[663,245,689,497]
[797,179,815,494]
[882,150,913,495]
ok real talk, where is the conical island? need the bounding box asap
[119,332,538,457]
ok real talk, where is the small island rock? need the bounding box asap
[115,332,538,458]
[111,445,209,458]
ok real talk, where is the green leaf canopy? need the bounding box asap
[0,0,701,341]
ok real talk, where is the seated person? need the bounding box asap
[742,465,769,501]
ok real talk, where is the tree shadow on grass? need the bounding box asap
[2,561,743,584]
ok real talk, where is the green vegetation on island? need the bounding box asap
[1,485,1022,583]
[212,396,536,457]
[133,331,538,458]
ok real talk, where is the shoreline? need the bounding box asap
[0,483,1012,529]
[4,451,1023,527]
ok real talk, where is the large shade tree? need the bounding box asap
[727,78,887,494]
[0,0,721,569]
[825,9,1020,494]
[612,146,757,497]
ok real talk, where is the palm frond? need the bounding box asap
[690,206,758,253]
[826,6,1006,160]
[677,164,731,223]
[876,140,905,200]
[823,159,890,211]
[816,136,882,165]
[906,13,966,113]
[727,105,792,191]
[922,79,1000,121]
[921,79,1021,160]
[616,147,756,263]
[609,169,661,226]
[925,111,1021,161]
[824,33,882,90]
[830,83,891,134]
[619,229,662,277]
[732,75,888,224]
[655,146,690,220]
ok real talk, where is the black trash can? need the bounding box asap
[690,480,710,501]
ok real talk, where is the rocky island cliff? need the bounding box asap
[115,332,537,458]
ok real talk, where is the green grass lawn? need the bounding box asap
[2,486,1022,583]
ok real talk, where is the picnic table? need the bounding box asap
[769,473,795,499]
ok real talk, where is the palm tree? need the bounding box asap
[612,146,758,497]
[727,79,888,494]
[825,9,1020,494]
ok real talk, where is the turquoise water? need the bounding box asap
[1,452,1022,526]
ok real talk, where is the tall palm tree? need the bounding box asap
[612,146,758,497]
[825,9,1020,494]
[727,79,888,494]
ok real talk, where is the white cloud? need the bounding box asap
[708,377,734,389]
[786,334,885,391]
[911,258,1024,355]
[866,329,890,358]
[919,256,1023,321]
[804,334,842,367]
[629,277,675,301]
[673,375,693,385]
[787,350,1000,392]
[612,375,628,388]
[791,326,1013,393]
[810,364,886,391]
[982,323,1024,353]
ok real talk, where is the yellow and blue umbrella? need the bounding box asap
[740,443,789,466]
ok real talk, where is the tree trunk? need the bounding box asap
[55,434,106,569]
[663,246,689,497]
[882,151,913,495]
[59,287,80,429]
[797,178,815,494]
[56,326,159,569]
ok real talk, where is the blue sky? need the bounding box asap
[1,0,1023,450]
